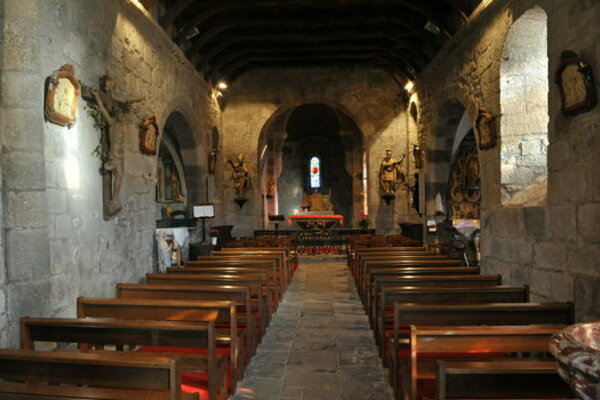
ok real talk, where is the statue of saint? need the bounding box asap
[228,153,250,198]
[379,149,405,195]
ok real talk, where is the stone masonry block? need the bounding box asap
[6,229,50,282]
[7,280,51,323]
[547,139,570,172]
[530,268,552,297]
[0,289,5,314]
[522,206,546,239]
[491,237,533,264]
[573,275,600,321]
[3,19,39,70]
[567,244,600,276]
[46,188,67,214]
[5,0,40,19]
[534,242,568,270]
[6,191,47,228]
[1,71,41,108]
[1,108,44,151]
[551,272,573,302]
[4,152,45,190]
[492,207,525,238]
[577,203,600,242]
[549,205,576,240]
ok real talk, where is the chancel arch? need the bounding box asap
[500,6,549,206]
[258,103,364,228]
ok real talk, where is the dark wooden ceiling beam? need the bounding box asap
[222,56,414,84]
[439,0,469,20]
[184,14,439,59]
[206,45,425,79]
[195,35,429,73]
[212,51,416,83]
[174,1,455,43]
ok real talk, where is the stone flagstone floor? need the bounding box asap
[232,256,394,400]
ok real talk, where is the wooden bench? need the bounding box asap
[370,274,503,326]
[375,285,530,358]
[145,273,268,332]
[151,271,271,324]
[436,359,574,399]
[0,349,195,400]
[20,317,226,400]
[391,303,574,399]
[116,283,258,356]
[211,250,291,282]
[76,297,241,386]
[180,260,284,301]
[362,266,480,308]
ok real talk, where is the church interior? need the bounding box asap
[0,0,598,398]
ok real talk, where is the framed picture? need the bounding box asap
[555,50,596,116]
[139,116,159,155]
[475,109,497,150]
[44,64,81,127]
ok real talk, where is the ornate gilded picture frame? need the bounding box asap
[555,50,596,116]
[44,64,81,127]
[475,109,497,150]
[139,116,159,155]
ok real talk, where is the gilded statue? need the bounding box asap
[379,149,405,195]
[228,153,250,198]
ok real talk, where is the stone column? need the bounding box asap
[0,0,51,347]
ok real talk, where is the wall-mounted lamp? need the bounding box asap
[217,82,228,90]
[404,80,415,94]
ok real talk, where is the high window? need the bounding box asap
[310,156,321,189]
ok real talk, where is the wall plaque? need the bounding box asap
[44,64,81,127]
[555,50,596,116]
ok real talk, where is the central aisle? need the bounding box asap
[233,256,393,399]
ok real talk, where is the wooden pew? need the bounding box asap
[76,297,242,386]
[0,382,199,400]
[211,249,291,282]
[391,303,574,399]
[180,260,284,302]
[353,251,449,277]
[362,266,480,308]
[202,252,289,289]
[358,258,465,294]
[20,317,226,400]
[375,285,530,358]
[370,274,503,326]
[148,272,270,327]
[0,349,195,400]
[436,359,574,399]
[116,283,258,356]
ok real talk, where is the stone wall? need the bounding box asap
[219,67,421,237]
[417,0,600,321]
[0,0,218,346]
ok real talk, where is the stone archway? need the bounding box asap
[258,103,364,228]
[425,101,474,217]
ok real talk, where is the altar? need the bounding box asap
[289,212,344,230]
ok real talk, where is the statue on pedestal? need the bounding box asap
[228,153,250,199]
[379,149,405,195]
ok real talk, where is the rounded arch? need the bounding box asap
[500,6,549,206]
[425,99,476,217]
[158,111,205,208]
[257,101,366,227]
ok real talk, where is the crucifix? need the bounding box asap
[81,76,141,219]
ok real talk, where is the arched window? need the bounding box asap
[500,7,549,206]
[310,156,321,189]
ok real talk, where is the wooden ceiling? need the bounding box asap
[157,0,482,84]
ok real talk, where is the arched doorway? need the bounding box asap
[500,7,549,206]
[259,103,364,227]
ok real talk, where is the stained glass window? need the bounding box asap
[310,156,320,188]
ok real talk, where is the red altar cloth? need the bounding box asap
[288,214,344,228]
